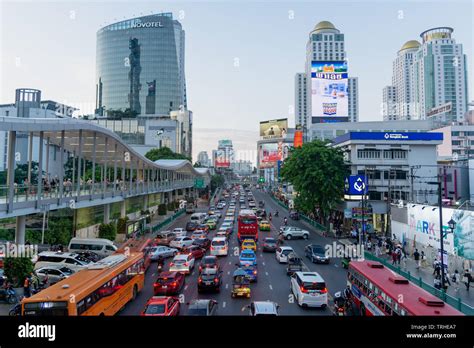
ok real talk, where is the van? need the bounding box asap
[290,272,328,308]
[34,251,93,271]
[68,238,117,258]
[190,213,206,224]
[210,237,228,256]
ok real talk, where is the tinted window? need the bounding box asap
[144,304,165,314]
[302,281,326,290]
[212,240,226,246]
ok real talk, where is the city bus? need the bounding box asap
[21,253,145,316]
[237,209,258,243]
[115,238,153,270]
[347,261,463,316]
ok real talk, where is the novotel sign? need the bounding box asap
[131,21,164,29]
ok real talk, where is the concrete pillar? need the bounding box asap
[15,215,26,245]
[120,200,126,218]
[144,194,149,210]
[104,204,111,224]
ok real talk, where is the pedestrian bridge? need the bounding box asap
[0,116,210,220]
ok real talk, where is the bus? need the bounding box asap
[21,253,145,316]
[347,261,463,316]
[115,238,153,270]
[237,209,258,243]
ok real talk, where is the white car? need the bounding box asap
[216,231,228,239]
[35,265,75,285]
[169,254,195,274]
[247,301,279,316]
[279,226,310,240]
[173,228,187,238]
[290,272,328,308]
[149,246,178,260]
[275,246,295,263]
[191,230,207,240]
[169,236,194,249]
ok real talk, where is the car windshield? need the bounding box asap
[240,217,257,224]
[303,282,326,291]
[282,249,293,255]
[265,238,276,243]
[212,240,226,246]
[188,308,207,316]
[174,258,187,264]
[58,267,74,275]
[241,252,254,258]
[203,258,216,265]
[144,304,165,314]
[312,246,325,254]
[156,277,174,284]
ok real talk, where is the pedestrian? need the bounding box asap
[433,259,441,277]
[420,250,426,267]
[30,272,40,292]
[391,250,398,265]
[23,276,31,298]
[434,274,442,290]
[452,270,460,292]
[413,249,421,269]
[396,247,402,265]
[375,243,381,257]
[462,269,472,291]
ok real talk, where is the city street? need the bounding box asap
[121,189,348,316]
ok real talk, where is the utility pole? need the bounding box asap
[410,167,414,203]
[428,177,446,291]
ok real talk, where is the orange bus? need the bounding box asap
[116,238,153,270]
[21,253,145,316]
[348,261,463,316]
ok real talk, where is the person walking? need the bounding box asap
[396,247,402,265]
[391,250,398,265]
[413,249,421,269]
[462,269,472,291]
[23,276,31,298]
[433,259,441,277]
[452,270,461,292]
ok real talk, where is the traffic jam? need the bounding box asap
[121,184,343,316]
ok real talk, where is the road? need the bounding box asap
[121,188,348,315]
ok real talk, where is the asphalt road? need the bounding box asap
[121,188,348,316]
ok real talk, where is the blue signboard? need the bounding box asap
[334,132,443,144]
[345,175,368,195]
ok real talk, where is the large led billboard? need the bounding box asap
[259,119,288,139]
[214,149,231,168]
[259,143,281,168]
[311,61,348,119]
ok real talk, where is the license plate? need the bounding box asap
[205,282,212,285]
[162,286,167,289]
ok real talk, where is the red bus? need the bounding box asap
[347,261,463,316]
[237,209,258,243]
[116,238,153,270]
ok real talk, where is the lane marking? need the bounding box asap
[265,272,269,276]
[222,301,226,308]
[227,271,230,275]
[262,262,265,266]
[184,285,188,290]
[152,273,156,276]
[225,284,229,289]
[269,284,273,290]
[191,271,195,276]
[228,261,232,265]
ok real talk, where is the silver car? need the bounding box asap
[35,265,75,285]
[149,246,178,260]
[279,226,310,240]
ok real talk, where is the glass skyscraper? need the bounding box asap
[95,13,187,117]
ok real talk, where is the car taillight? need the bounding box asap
[170,263,174,266]
[214,278,219,283]
[300,286,308,293]
[338,307,344,312]
[198,278,202,283]
[320,288,328,294]
[184,262,189,266]
[253,270,257,275]
[171,282,177,287]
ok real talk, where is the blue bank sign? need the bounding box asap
[345,175,368,195]
[351,132,443,141]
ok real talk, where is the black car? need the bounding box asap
[197,268,222,292]
[187,299,218,316]
[192,238,211,250]
[258,201,265,208]
[262,237,278,252]
[289,210,300,220]
[304,244,330,264]
[186,221,198,232]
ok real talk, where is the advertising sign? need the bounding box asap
[194,178,205,189]
[311,61,348,118]
[259,143,281,168]
[214,149,230,168]
[260,119,288,139]
[293,129,303,148]
[427,102,452,118]
[344,175,368,195]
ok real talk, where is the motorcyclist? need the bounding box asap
[156,256,165,274]
[274,210,279,217]
[343,285,352,300]
[283,217,288,226]
[268,212,272,221]
[277,233,285,246]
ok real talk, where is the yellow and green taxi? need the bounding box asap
[259,220,271,231]
[206,219,217,230]
[241,239,257,252]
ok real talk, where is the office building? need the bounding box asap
[382,86,397,121]
[197,151,211,167]
[294,73,308,128]
[231,160,253,175]
[213,140,234,169]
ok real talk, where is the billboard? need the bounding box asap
[293,130,303,148]
[311,61,348,118]
[214,149,231,168]
[260,119,288,139]
[259,143,281,168]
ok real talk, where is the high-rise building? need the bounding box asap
[298,21,358,138]
[294,73,308,128]
[212,140,234,169]
[95,13,186,117]
[411,27,469,123]
[382,86,397,121]
[197,151,211,167]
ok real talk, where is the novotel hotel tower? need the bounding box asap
[95,13,187,117]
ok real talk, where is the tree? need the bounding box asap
[210,174,225,193]
[145,147,191,162]
[4,257,34,287]
[98,223,117,241]
[193,162,204,168]
[280,140,347,230]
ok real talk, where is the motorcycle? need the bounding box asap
[0,285,18,304]
[274,211,279,217]
[333,291,348,316]
[9,302,22,316]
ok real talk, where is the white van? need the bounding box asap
[290,272,328,308]
[210,237,228,256]
[68,238,117,258]
[190,213,206,224]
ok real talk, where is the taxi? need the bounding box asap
[141,296,180,316]
[241,239,257,252]
[239,249,257,266]
[206,219,217,230]
[259,220,271,231]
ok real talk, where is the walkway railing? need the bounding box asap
[151,208,186,233]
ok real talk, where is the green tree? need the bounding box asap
[210,174,225,193]
[193,162,204,168]
[280,140,347,230]
[98,223,117,241]
[4,257,34,287]
[117,217,129,234]
[46,215,74,246]
[144,147,191,162]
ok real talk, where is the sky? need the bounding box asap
[1,0,473,163]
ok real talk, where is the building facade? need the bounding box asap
[95,13,186,117]
[294,73,308,128]
[382,86,397,121]
[197,151,211,167]
[411,27,469,123]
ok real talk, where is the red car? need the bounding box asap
[153,271,185,295]
[197,224,209,233]
[181,245,206,259]
[141,296,180,316]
